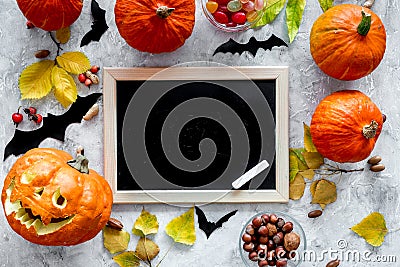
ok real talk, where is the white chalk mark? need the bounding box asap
[232,160,269,189]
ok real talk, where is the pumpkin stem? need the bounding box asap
[156,6,175,19]
[362,120,378,139]
[357,10,372,36]
[67,147,89,174]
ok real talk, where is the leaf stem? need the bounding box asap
[48,31,63,56]
[155,241,175,267]
[389,227,400,233]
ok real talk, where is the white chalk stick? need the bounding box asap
[231,160,269,189]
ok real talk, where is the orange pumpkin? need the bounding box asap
[310,4,386,81]
[16,0,83,31]
[114,0,195,54]
[1,148,113,246]
[310,90,383,163]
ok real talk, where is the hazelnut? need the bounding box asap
[270,214,278,224]
[273,232,284,245]
[246,224,255,235]
[261,214,270,224]
[243,242,255,252]
[248,251,258,261]
[258,225,269,236]
[267,223,277,237]
[282,222,293,233]
[252,216,263,228]
[276,218,285,229]
[284,232,301,251]
[326,259,340,267]
[266,239,275,251]
[258,260,269,267]
[242,233,252,243]
[276,259,288,267]
[259,235,269,244]
[106,218,124,231]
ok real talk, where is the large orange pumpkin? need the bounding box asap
[1,148,113,246]
[16,0,83,31]
[114,0,195,54]
[310,4,386,81]
[310,90,383,163]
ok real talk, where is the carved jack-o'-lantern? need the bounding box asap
[1,148,113,246]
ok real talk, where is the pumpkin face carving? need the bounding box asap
[1,148,113,246]
[16,0,83,31]
[114,0,196,53]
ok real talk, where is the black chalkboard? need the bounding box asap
[103,67,289,203]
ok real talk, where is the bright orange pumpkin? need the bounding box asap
[310,90,383,163]
[114,0,195,54]
[16,0,83,31]
[1,148,113,246]
[310,4,386,81]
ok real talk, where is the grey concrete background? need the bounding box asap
[1,0,399,266]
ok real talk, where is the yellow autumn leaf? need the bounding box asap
[51,66,77,108]
[303,123,318,152]
[303,152,324,169]
[311,179,337,206]
[135,237,160,261]
[56,27,71,44]
[165,207,196,245]
[351,212,388,247]
[299,169,315,180]
[290,148,308,170]
[289,152,299,182]
[289,173,306,200]
[56,51,90,74]
[103,227,130,254]
[113,251,140,267]
[310,180,326,209]
[19,60,54,99]
[132,208,159,237]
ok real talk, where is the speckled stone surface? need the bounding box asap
[1,0,400,266]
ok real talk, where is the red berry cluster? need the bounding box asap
[12,106,42,127]
[78,65,100,87]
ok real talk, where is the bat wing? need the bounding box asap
[213,35,287,57]
[80,0,109,47]
[195,206,217,239]
[213,38,248,56]
[3,93,102,160]
[215,210,238,228]
[258,34,288,51]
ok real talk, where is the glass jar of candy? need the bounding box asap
[202,0,265,32]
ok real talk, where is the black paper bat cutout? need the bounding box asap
[4,93,102,160]
[195,206,238,239]
[80,0,109,47]
[213,34,288,57]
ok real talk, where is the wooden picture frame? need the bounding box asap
[103,66,289,204]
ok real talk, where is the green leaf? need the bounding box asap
[303,123,317,152]
[56,51,90,74]
[51,66,77,108]
[165,207,196,245]
[19,60,54,99]
[311,179,337,206]
[318,0,333,12]
[113,251,140,267]
[351,212,388,247]
[290,148,308,170]
[289,152,299,182]
[132,208,159,237]
[253,0,287,27]
[289,173,306,200]
[135,237,160,261]
[286,0,306,43]
[303,152,324,169]
[103,227,130,254]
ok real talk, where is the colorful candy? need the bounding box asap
[227,0,242,12]
[208,0,263,28]
[206,1,219,13]
[213,11,229,24]
[254,0,264,11]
